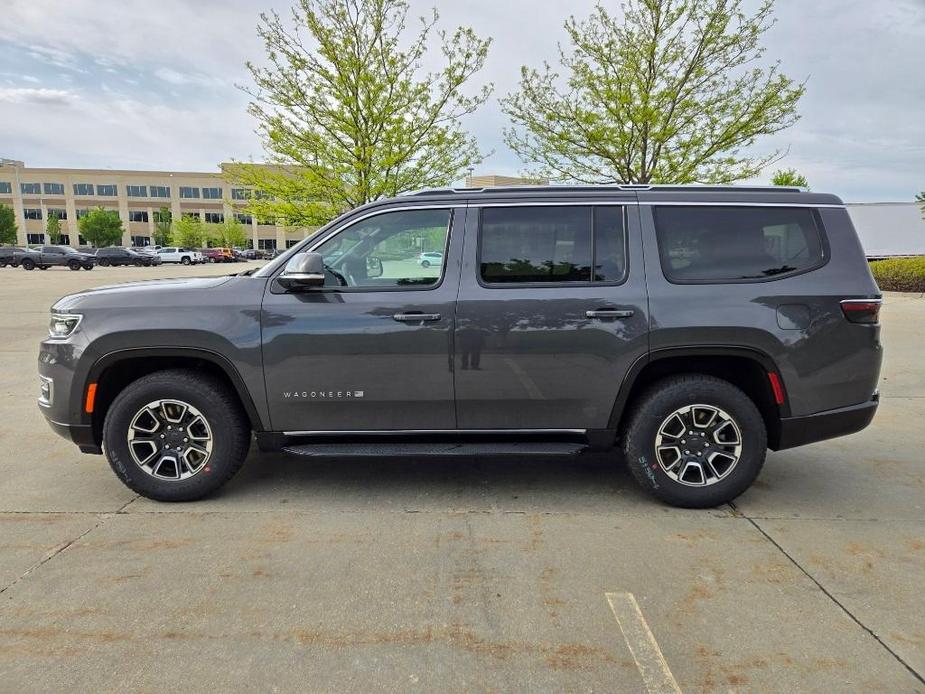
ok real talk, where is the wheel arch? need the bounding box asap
[84,347,264,449]
[609,346,788,449]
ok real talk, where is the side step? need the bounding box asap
[282,441,589,458]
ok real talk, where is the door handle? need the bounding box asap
[585,308,634,319]
[393,312,441,322]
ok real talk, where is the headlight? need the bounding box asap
[48,312,82,339]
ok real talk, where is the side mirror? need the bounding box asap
[367,256,383,278]
[278,252,325,290]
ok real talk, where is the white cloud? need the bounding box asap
[0,87,75,106]
[153,67,217,88]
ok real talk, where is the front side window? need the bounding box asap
[313,208,451,289]
[654,206,825,282]
[96,184,117,197]
[479,205,626,285]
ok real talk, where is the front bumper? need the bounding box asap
[773,396,879,450]
[44,416,101,454]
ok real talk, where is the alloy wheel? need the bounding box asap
[654,404,743,487]
[126,399,214,480]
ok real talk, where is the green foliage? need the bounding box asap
[0,204,16,245]
[869,257,925,293]
[213,217,248,248]
[502,0,804,184]
[46,212,62,244]
[77,208,124,248]
[771,169,809,188]
[227,0,493,225]
[170,215,210,248]
[916,191,925,219]
[153,207,172,246]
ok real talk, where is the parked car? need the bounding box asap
[0,246,30,268]
[96,247,163,267]
[76,246,97,254]
[21,245,95,271]
[155,247,204,265]
[418,251,444,268]
[39,185,882,506]
[199,248,225,263]
[241,248,263,260]
[131,245,162,256]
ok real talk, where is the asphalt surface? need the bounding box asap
[0,263,922,693]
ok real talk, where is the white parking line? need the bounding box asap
[605,592,682,694]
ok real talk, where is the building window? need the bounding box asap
[129,210,149,223]
[235,213,253,225]
[73,183,94,196]
[182,212,200,221]
[96,184,117,197]
[258,239,277,250]
[0,181,11,194]
[179,186,200,199]
[27,233,45,244]
[47,208,67,221]
[131,235,151,247]
[21,182,41,195]
[204,212,224,224]
[59,234,72,245]
[231,187,250,200]
[202,187,222,199]
[286,239,300,248]
[152,210,170,223]
[23,208,43,220]
[254,190,271,200]
[43,183,65,195]
[150,185,170,198]
[126,185,148,197]
[76,208,90,219]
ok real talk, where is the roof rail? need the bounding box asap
[402,183,805,196]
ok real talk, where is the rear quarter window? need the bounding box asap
[654,206,826,282]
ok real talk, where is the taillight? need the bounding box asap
[840,299,881,324]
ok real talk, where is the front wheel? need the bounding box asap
[82,264,94,270]
[98,258,110,267]
[181,256,191,265]
[68,259,81,271]
[0,260,7,268]
[421,260,430,268]
[39,265,49,270]
[21,258,35,270]
[103,369,251,501]
[622,374,767,508]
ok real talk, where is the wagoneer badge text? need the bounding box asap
[283,391,365,399]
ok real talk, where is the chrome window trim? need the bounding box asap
[638,201,845,208]
[254,204,465,278]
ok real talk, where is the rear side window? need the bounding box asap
[654,206,825,282]
[479,206,626,284]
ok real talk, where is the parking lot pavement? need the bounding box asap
[0,267,922,692]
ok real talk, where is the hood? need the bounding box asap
[52,275,236,311]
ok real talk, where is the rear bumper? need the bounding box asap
[773,396,878,450]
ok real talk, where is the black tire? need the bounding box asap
[421,260,430,268]
[622,374,767,508]
[103,369,251,502]
[83,264,94,270]
[181,256,191,265]
[21,258,35,271]
[134,259,143,267]
[39,265,49,270]
[68,259,81,271]
[0,260,6,268]
[98,258,110,267]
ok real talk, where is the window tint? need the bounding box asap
[654,206,824,282]
[478,206,627,285]
[315,208,451,289]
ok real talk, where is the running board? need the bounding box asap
[282,441,589,457]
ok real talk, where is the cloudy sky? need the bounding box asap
[0,0,923,201]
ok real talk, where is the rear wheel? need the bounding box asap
[134,259,143,267]
[0,260,6,268]
[21,258,35,271]
[421,260,431,268]
[622,374,767,508]
[98,258,110,267]
[82,264,94,270]
[103,370,251,501]
[68,259,81,271]
[39,265,49,270]
[181,256,191,265]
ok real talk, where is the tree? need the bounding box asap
[502,0,804,184]
[153,207,172,246]
[78,208,124,248]
[170,215,210,248]
[226,0,493,225]
[0,204,16,246]
[214,217,248,248]
[46,212,62,244]
[771,168,809,188]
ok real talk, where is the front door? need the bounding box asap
[454,200,648,430]
[262,205,464,433]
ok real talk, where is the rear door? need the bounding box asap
[454,198,648,430]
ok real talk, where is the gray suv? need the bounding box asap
[37,185,882,507]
